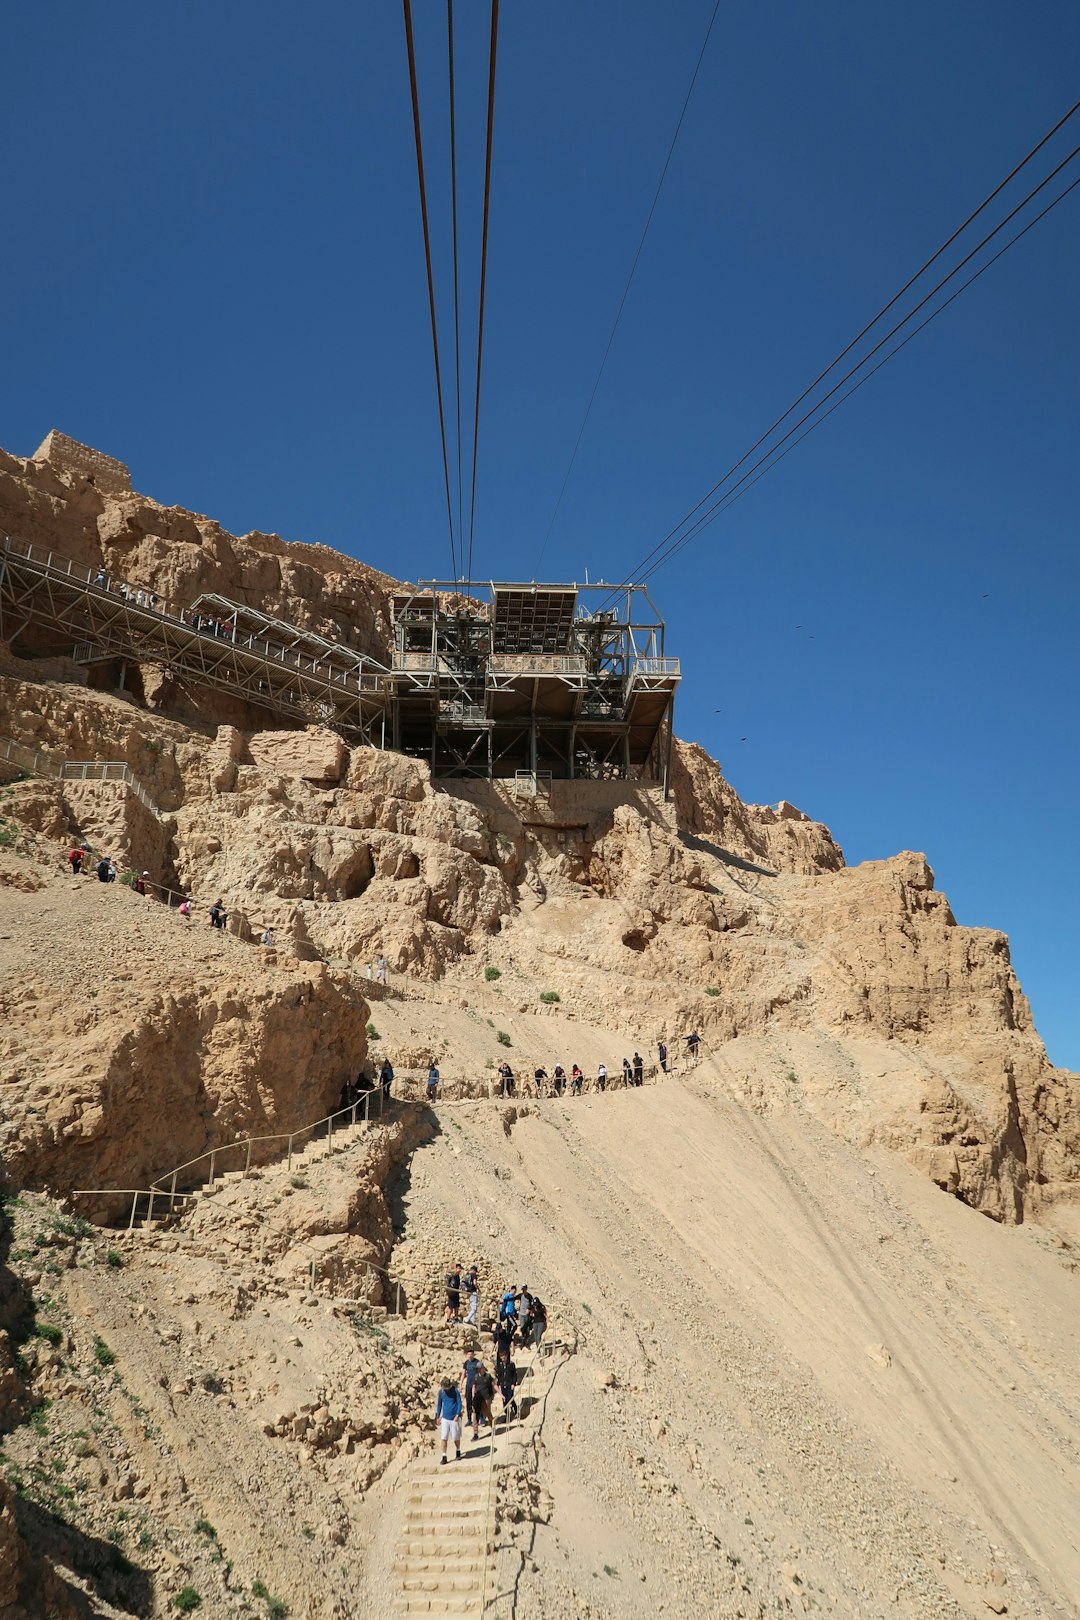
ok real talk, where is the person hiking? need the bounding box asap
[376,954,388,984]
[529,1295,548,1354]
[178,898,192,921]
[461,1349,483,1436]
[633,1052,644,1087]
[498,1060,515,1098]
[380,1058,394,1100]
[427,1062,440,1101]
[596,1061,607,1092]
[96,857,111,883]
[658,1040,668,1074]
[495,1348,518,1420]
[517,1285,534,1340]
[463,1266,479,1326]
[552,1063,566,1097]
[131,871,148,896]
[435,1376,463,1463]
[209,900,227,929]
[446,1264,462,1325]
[622,1057,633,1088]
[471,1362,495,1435]
[66,845,86,876]
[685,1030,701,1063]
[571,1064,584,1096]
[533,1064,547,1098]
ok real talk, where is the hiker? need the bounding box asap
[67,845,86,876]
[376,954,388,984]
[178,898,192,921]
[658,1040,668,1074]
[435,1376,463,1464]
[533,1064,547,1098]
[463,1266,479,1326]
[570,1064,584,1097]
[495,1347,518,1420]
[517,1285,534,1339]
[498,1060,514,1098]
[209,900,227,930]
[461,1349,483,1437]
[96,857,112,883]
[427,1063,440,1102]
[445,1264,462,1325]
[380,1058,394,1100]
[261,927,274,947]
[621,1057,632,1088]
[633,1052,644,1087]
[685,1030,701,1063]
[529,1295,548,1355]
[552,1063,566,1097]
[92,567,106,587]
[471,1361,495,1436]
[131,871,148,896]
[596,1062,607,1092]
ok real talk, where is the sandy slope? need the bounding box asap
[359,1064,1080,1619]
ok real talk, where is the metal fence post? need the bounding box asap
[287,1134,294,1171]
[209,1149,216,1184]
[244,1140,253,1178]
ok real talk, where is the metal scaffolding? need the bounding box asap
[0,539,680,791]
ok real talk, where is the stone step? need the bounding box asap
[393,1599,482,1615]
[393,1558,494,1577]
[402,1576,483,1594]
[396,1539,493,1560]
[400,1520,488,1540]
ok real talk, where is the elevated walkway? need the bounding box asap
[0,536,390,744]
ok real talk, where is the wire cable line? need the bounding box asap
[403,0,458,583]
[640,165,1080,580]
[447,1,464,577]
[535,0,723,574]
[614,107,1080,591]
[466,0,500,582]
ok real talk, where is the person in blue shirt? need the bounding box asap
[435,1376,463,1464]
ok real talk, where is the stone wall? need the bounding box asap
[31,431,131,498]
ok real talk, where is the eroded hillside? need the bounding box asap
[1,431,1079,1620]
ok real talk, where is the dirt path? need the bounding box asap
[371,1067,1080,1618]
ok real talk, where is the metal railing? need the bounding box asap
[73,1087,389,1231]
[0,734,163,818]
[629,655,680,677]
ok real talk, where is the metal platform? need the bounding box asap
[0,539,680,790]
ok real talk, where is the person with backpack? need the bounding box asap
[533,1064,547,1098]
[66,846,86,876]
[685,1030,701,1063]
[209,900,227,929]
[445,1264,462,1325]
[131,870,148,896]
[529,1296,548,1355]
[471,1362,495,1437]
[380,1058,394,1100]
[463,1266,479,1326]
[495,1348,518,1421]
[461,1349,483,1437]
[435,1376,463,1464]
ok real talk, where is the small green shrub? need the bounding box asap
[105,1249,124,1269]
[289,1176,307,1191]
[252,1583,270,1602]
[365,1022,380,1040]
[29,1402,50,1436]
[266,1600,288,1620]
[484,967,501,981]
[705,986,721,997]
[785,1069,798,1085]
[172,1590,202,1614]
[34,1322,62,1346]
[194,1518,217,1540]
[539,990,560,1004]
[93,1337,115,1368]
[496,1031,512,1047]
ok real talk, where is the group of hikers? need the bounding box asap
[422,1034,701,1104]
[434,1277,548,1462]
[64,847,282,946]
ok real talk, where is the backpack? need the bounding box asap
[447,1272,459,1291]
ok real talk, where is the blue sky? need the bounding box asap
[2,2,1078,1065]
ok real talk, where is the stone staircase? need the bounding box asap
[393,1449,495,1615]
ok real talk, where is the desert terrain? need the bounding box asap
[0,431,1078,1619]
